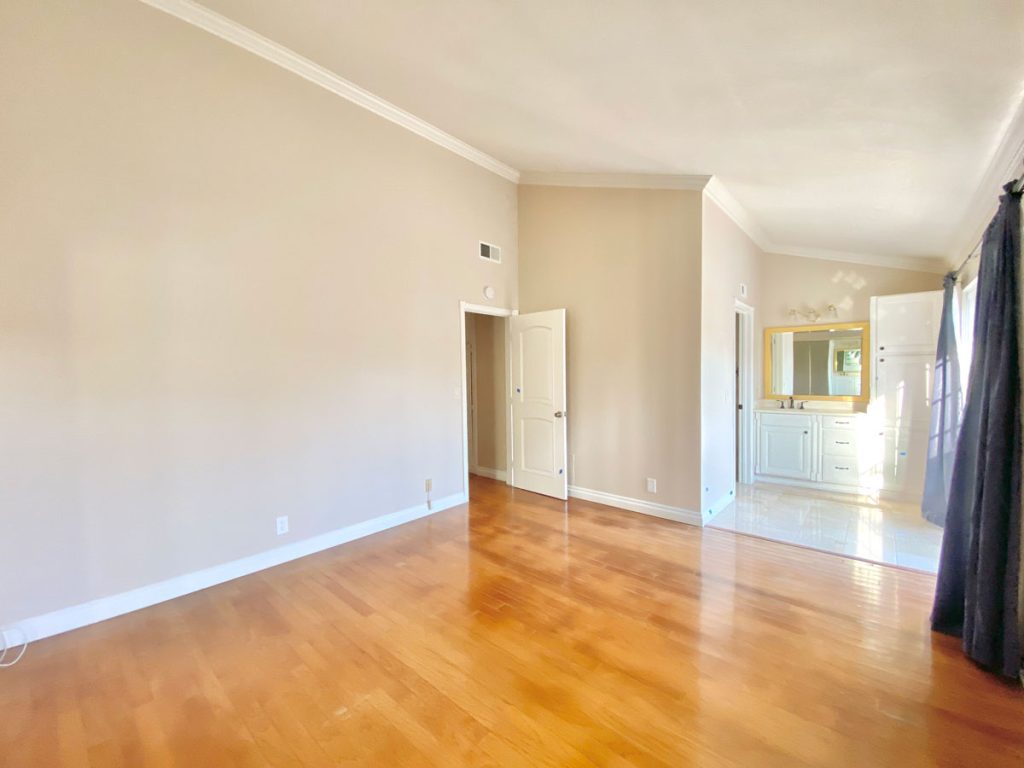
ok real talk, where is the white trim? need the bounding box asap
[138,0,520,183]
[460,302,515,501]
[470,466,507,482]
[735,299,755,486]
[703,177,774,252]
[520,172,711,191]
[1,628,26,653]
[568,486,702,527]
[13,492,466,643]
[768,245,949,275]
[704,492,735,524]
[947,91,1024,264]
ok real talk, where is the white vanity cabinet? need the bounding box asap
[757,413,814,480]
[755,410,872,491]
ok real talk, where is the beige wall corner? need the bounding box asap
[700,195,765,519]
[0,0,517,626]
[518,185,703,512]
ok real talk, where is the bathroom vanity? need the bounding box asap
[755,290,942,500]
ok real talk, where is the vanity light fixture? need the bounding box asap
[787,304,839,322]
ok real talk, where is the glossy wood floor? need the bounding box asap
[3,477,1022,767]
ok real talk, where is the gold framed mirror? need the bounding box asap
[764,321,870,402]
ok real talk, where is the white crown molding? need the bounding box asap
[702,176,775,252]
[138,0,520,183]
[568,485,702,527]
[10,492,466,643]
[768,245,950,275]
[519,171,710,191]
[946,90,1024,264]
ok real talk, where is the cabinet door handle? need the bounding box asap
[835,440,850,445]
[803,430,809,435]
[835,466,850,471]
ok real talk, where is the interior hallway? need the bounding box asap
[2,476,1019,767]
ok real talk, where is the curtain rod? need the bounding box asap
[952,173,1023,278]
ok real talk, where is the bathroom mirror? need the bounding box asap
[764,322,870,402]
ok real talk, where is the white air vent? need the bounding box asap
[479,241,501,263]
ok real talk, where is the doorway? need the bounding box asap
[735,300,755,485]
[465,310,509,486]
[460,302,569,502]
[460,302,514,502]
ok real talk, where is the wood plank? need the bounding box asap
[1,477,1021,767]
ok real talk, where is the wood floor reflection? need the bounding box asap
[2,476,1021,767]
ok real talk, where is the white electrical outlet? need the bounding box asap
[276,515,289,535]
[646,477,657,493]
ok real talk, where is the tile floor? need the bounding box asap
[710,483,944,572]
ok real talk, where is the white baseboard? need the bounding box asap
[10,492,467,644]
[1,627,27,652]
[470,465,507,482]
[703,490,736,524]
[568,486,702,527]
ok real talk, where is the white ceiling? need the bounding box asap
[195,0,1024,266]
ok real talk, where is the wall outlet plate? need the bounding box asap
[276,516,289,535]
[646,478,657,493]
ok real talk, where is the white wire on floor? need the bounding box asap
[0,626,28,667]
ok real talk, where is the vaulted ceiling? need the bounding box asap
[195,0,1024,267]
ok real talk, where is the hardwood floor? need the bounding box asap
[2,477,1022,767]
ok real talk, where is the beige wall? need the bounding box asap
[518,185,703,511]
[0,0,517,625]
[700,196,764,516]
[467,313,507,473]
[760,253,941,328]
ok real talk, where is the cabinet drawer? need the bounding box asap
[821,428,857,457]
[821,415,859,430]
[821,460,861,486]
[759,412,814,429]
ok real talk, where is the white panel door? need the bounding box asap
[758,422,813,480]
[510,309,567,499]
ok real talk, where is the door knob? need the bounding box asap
[554,411,565,418]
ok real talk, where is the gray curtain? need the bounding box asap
[931,181,1022,679]
[921,273,962,527]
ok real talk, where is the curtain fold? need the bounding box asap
[921,273,962,527]
[931,181,1022,679]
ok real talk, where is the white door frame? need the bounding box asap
[735,299,755,485]
[460,301,516,499]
